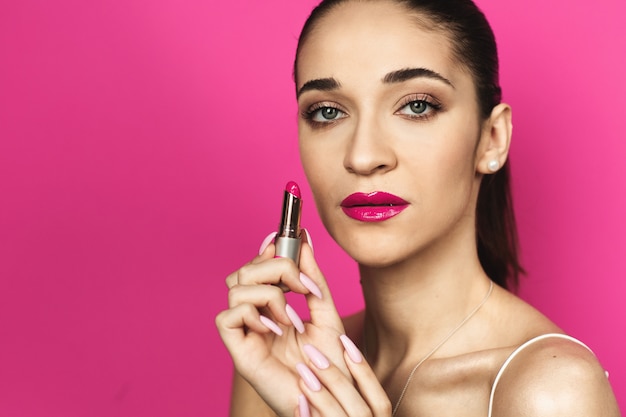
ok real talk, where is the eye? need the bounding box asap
[311,106,345,122]
[395,95,442,120]
[407,101,429,114]
[398,100,432,116]
[303,103,348,126]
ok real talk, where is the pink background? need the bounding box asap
[1,0,624,415]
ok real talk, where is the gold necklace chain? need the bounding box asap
[365,281,494,417]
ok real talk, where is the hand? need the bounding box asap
[295,336,392,417]
[215,230,352,416]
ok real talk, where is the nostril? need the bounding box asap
[343,133,398,175]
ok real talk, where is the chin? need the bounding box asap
[353,256,400,269]
[322,213,430,267]
[338,236,412,269]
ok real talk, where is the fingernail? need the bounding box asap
[340,334,363,363]
[298,394,310,417]
[303,228,314,254]
[285,304,305,334]
[303,344,329,369]
[259,231,277,255]
[299,272,322,299]
[259,315,283,336]
[296,363,321,392]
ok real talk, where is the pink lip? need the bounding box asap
[340,192,409,222]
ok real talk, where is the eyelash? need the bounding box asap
[395,94,443,121]
[301,102,347,128]
[301,93,443,128]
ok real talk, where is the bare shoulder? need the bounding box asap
[230,371,277,417]
[492,335,621,417]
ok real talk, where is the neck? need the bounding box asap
[359,234,492,369]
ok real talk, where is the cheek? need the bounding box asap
[298,137,337,215]
[437,137,481,213]
[441,142,476,179]
[438,113,480,166]
[299,140,324,188]
[298,139,314,176]
[438,145,477,196]
[298,123,347,187]
[402,125,480,212]
[401,122,477,177]
[298,147,349,247]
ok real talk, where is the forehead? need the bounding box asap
[296,1,462,89]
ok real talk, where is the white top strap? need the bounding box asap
[487,333,593,417]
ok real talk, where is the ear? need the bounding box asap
[476,103,512,174]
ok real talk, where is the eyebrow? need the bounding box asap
[297,78,341,98]
[296,67,454,98]
[383,67,454,88]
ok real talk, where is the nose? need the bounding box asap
[343,117,397,175]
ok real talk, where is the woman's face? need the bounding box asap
[296,1,486,267]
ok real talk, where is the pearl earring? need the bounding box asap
[487,160,500,172]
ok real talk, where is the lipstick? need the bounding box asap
[275,181,303,265]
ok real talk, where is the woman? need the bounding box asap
[216,0,620,416]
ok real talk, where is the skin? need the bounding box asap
[216,1,621,416]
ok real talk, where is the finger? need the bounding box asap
[228,283,288,323]
[298,242,344,330]
[215,303,279,352]
[302,227,314,255]
[217,305,307,417]
[340,335,392,417]
[224,230,279,289]
[258,231,278,256]
[301,344,374,417]
[251,231,280,265]
[296,363,349,417]
[228,284,306,333]
[297,241,350,379]
[254,231,300,293]
[296,394,311,417]
[216,304,292,381]
[235,229,323,300]
[227,257,311,294]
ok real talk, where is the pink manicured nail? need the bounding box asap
[258,231,277,255]
[299,273,322,299]
[303,344,329,369]
[303,228,314,254]
[296,363,321,392]
[340,335,363,363]
[259,315,283,336]
[285,304,305,334]
[298,394,310,417]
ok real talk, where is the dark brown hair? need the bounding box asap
[294,0,523,290]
